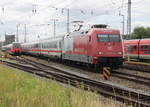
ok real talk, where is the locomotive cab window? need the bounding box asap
[97,34,108,42]
[13,43,21,48]
[97,34,120,42]
[109,35,120,42]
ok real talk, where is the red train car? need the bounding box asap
[124,39,150,61]
[62,25,123,69]
[2,42,22,56]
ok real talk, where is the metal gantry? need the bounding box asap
[16,24,20,42]
[127,0,131,39]
[24,24,27,43]
[51,19,58,37]
[119,12,125,36]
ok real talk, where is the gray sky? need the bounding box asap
[0,0,150,42]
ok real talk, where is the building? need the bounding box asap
[0,41,3,49]
[3,34,15,45]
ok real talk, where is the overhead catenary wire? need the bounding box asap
[110,0,116,5]
[1,0,146,42]
[0,0,145,24]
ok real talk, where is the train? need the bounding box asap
[1,25,123,71]
[2,42,22,56]
[124,38,150,62]
[21,24,123,71]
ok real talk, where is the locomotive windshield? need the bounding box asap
[97,34,120,42]
[13,43,21,48]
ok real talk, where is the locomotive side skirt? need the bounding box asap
[62,53,93,63]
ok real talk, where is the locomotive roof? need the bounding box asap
[89,28,120,34]
[92,27,119,30]
[67,28,120,37]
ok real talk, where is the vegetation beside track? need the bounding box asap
[0,64,123,107]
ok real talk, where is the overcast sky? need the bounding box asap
[0,0,150,42]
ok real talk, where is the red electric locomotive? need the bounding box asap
[62,24,123,70]
[124,38,150,61]
[2,42,22,56]
[11,42,22,55]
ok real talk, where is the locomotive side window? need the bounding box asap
[127,45,137,53]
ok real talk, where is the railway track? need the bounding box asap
[11,56,150,87]
[123,61,150,72]
[112,71,150,86]
[0,58,150,107]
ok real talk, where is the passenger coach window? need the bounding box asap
[141,45,150,54]
[141,45,150,51]
[127,46,137,53]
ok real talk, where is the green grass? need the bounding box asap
[0,64,123,107]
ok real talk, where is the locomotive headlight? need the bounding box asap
[99,52,104,55]
[117,51,122,55]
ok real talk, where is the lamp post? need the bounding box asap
[61,8,70,34]
[66,8,69,34]
[0,22,4,48]
[119,13,125,36]
[24,24,27,43]
[121,14,125,36]
[51,7,70,34]
[51,19,58,37]
[128,0,131,39]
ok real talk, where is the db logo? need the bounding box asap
[108,46,113,50]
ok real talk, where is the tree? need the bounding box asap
[145,27,150,38]
[131,27,147,39]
